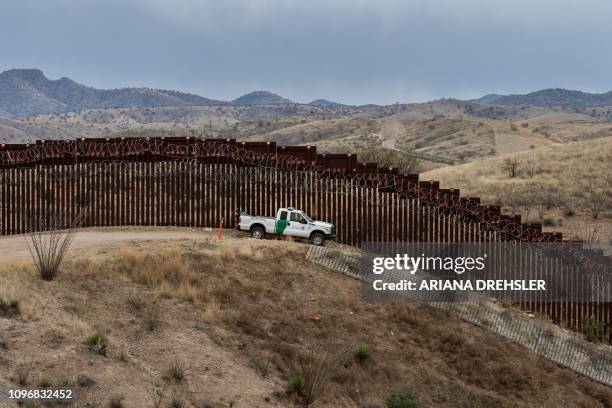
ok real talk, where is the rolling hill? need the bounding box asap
[1,69,612,178]
[421,137,612,242]
[230,90,293,106]
[0,69,225,116]
[472,88,612,107]
[1,230,611,407]
[307,99,347,108]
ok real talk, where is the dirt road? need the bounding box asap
[0,227,230,259]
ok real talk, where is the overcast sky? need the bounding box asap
[1,0,612,105]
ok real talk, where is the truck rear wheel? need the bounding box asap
[251,226,265,239]
[310,232,325,246]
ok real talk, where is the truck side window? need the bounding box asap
[280,211,288,220]
[290,212,304,223]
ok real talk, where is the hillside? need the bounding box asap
[472,94,504,104]
[472,88,612,107]
[396,117,496,161]
[1,229,611,407]
[0,105,335,143]
[231,91,293,106]
[2,99,611,177]
[0,69,225,116]
[422,137,612,242]
[307,99,347,108]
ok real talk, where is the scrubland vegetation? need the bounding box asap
[1,234,612,407]
[2,75,612,406]
[423,138,612,244]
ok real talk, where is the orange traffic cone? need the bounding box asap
[218,217,224,240]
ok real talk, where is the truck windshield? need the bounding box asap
[301,212,313,223]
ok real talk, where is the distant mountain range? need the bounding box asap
[472,88,612,107]
[0,69,353,117]
[0,69,226,116]
[6,68,612,117]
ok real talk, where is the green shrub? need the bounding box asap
[386,390,421,408]
[38,377,52,388]
[0,298,20,317]
[581,316,605,343]
[85,332,105,346]
[354,342,370,364]
[85,332,108,356]
[286,374,305,395]
[1,298,18,308]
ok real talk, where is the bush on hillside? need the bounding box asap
[386,390,421,408]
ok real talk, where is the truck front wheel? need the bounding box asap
[310,232,325,246]
[251,226,265,239]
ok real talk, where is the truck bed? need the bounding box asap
[237,213,277,234]
[239,213,274,220]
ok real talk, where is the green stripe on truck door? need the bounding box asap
[275,219,288,235]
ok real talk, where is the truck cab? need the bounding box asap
[236,207,336,246]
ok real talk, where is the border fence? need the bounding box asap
[0,137,610,341]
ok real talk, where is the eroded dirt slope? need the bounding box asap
[1,229,611,407]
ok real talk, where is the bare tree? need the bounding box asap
[357,145,420,174]
[522,155,538,178]
[570,218,601,249]
[501,158,520,178]
[583,182,608,219]
[25,209,87,280]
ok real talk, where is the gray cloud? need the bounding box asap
[1,0,611,105]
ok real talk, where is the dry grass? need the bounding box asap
[168,388,186,408]
[398,117,496,161]
[1,237,612,407]
[14,362,32,386]
[144,302,162,331]
[422,137,612,241]
[166,357,187,382]
[296,343,352,407]
[76,240,612,406]
[149,382,169,408]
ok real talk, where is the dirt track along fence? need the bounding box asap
[0,137,610,342]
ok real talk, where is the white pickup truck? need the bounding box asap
[235,207,336,246]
